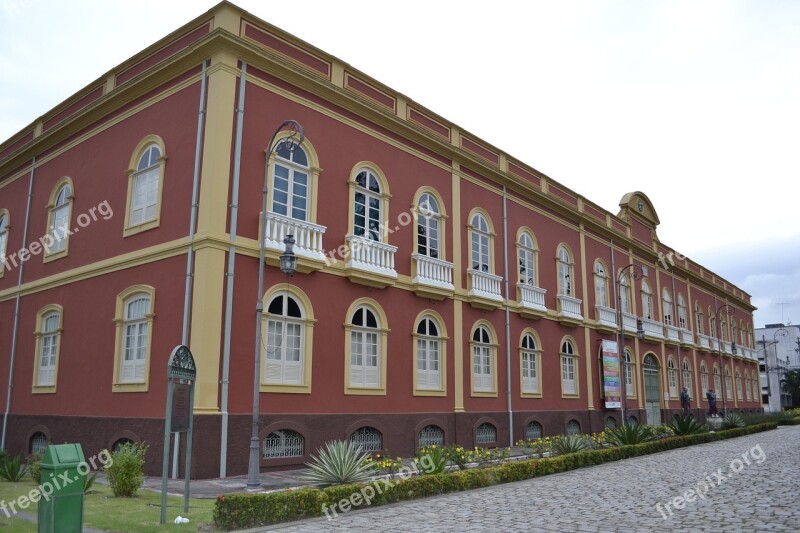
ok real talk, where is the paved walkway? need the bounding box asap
[251,426,800,532]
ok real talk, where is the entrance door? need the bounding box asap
[643,354,662,425]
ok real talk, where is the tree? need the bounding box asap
[780,369,800,408]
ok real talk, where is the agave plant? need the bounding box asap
[0,454,29,482]
[301,440,377,487]
[604,423,655,446]
[669,414,707,436]
[722,412,746,429]
[550,434,593,455]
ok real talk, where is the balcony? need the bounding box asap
[467,270,503,307]
[640,318,664,341]
[557,295,583,323]
[680,328,694,346]
[740,347,757,361]
[412,254,454,299]
[621,311,638,335]
[595,305,617,331]
[697,334,712,350]
[344,235,398,288]
[264,211,327,270]
[664,324,681,344]
[518,283,547,317]
[720,340,734,355]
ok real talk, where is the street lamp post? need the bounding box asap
[765,328,789,412]
[247,120,304,490]
[714,304,738,417]
[615,264,645,425]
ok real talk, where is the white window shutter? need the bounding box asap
[265,359,282,383]
[283,360,302,385]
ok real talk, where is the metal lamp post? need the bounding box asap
[615,264,645,425]
[714,303,737,416]
[766,328,788,411]
[247,120,304,490]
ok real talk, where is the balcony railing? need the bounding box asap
[641,318,664,340]
[595,305,617,328]
[621,311,638,334]
[518,283,547,312]
[720,340,733,355]
[412,254,454,291]
[557,295,583,321]
[345,235,398,278]
[697,334,712,350]
[468,270,503,302]
[664,324,681,343]
[740,347,757,361]
[680,328,694,346]
[264,211,327,262]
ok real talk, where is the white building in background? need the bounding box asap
[755,324,800,412]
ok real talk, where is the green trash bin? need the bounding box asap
[38,443,86,533]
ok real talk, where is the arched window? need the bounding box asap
[628,415,638,424]
[566,420,581,435]
[34,306,62,390]
[751,370,759,400]
[677,294,688,330]
[349,305,381,389]
[470,213,491,272]
[350,426,383,452]
[476,422,497,444]
[556,246,573,297]
[418,425,445,447]
[560,339,578,395]
[518,230,537,285]
[700,363,709,396]
[623,349,635,397]
[662,289,673,326]
[594,260,608,307]
[720,314,728,342]
[113,285,155,392]
[708,307,716,340]
[272,142,310,221]
[353,168,384,242]
[30,432,49,454]
[713,365,721,394]
[525,421,543,440]
[605,417,618,429]
[520,332,540,395]
[46,181,73,256]
[731,322,738,348]
[417,193,441,259]
[744,370,751,401]
[472,325,495,393]
[682,359,692,397]
[416,316,442,391]
[130,145,161,225]
[695,302,704,335]
[667,357,678,397]
[725,367,733,400]
[735,370,743,401]
[263,429,304,458]
[265,292,306,386]
[641,280,653,320]
[0,212,8,276]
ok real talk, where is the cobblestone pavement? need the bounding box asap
[255,426,800,532]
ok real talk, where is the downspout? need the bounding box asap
[610,240,623,422]
[175,60,208,478]
[670,266,682,396]
[502,186,513,445]
[219,62,248,477]
[1,156,35,450]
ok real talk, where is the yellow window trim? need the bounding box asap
[343,298,389,396]
[346,162,392,242]
[519,327,542,398]
[43,177,74,262]
[412,309,448,397]
[264,134,321,224]
[559,334,580,399]
[515,226,539,287]
[469,320,498,397]
[31,304,63,394]
[411,186,448,261]
[123,135,166,238]
[112,285,155,393]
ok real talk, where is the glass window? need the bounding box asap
[121,295,150,383]
[701,364,709,396]
[521,333,539,394]
[272,143,310,221]
[594,261,608,307]
[682,360,692,397]
[623,349,635,397]
[678,294,688,329]
[561,339,577,394]
[695,303,704,335]
[471,214,490,272]
[354,170,383,241]
[38,312,60,386]
[416,317,441,390]
[130,145,161,226]
[668,357,677,396]
[0,214,8,272]
[265,292,305,385]
[619,275,631,314]
[48,184,72,254]
[641,280,653,320]
[662,289,673,326]
[472,326,493,392]
[557,246,572,297]
[417,193,441,259]
[350,305,380,388]
[518,231,536,285]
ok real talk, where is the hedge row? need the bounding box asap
[213,423,777,530]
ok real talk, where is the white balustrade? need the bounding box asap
[557,295,583,321]
[519,283,547,312]
[264,211,327,261]
[665,324,681,343]
[595,305,617,328]
[412,254,454,291]
[345,235,398,278]
[621,312,637,333]
[641,318,664,340]
[468,270,503,301]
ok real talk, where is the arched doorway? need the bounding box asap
[643,354,662,425]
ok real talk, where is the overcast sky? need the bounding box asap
[1,0,798,328]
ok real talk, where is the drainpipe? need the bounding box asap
[219,62,248,477]
[670,265,682,405]
[502,186,513,445]
[1,156,35,450]
[174,60,208,479]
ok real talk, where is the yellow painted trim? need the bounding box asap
[666,355,679,398]
[555,242,576,297]
[622,346,637,399]
[111,285,155,393]
[411,309,448,397]
[346,161,392,242]
[31,304,63,394]
[469,319,498,397]
[343,297,389,395]
[43,177,74,262]
[519,328,543,398]
[411,186,448,262]
[515,226,540,287]
[123,134,167,237]
[559,334,581,399]
[451,164,462,291]
[265,134,322,223]
[259,284,315,394]
[453,299,464,411]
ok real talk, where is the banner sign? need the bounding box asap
[602,340,621,409]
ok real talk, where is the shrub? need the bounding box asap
[670,414,707,436]
[27,452,43,484]
[301,440,376,487]
[605,423,656,446]
[550,434,593,455]
[722,413,746,429]
[364,451,404,476]
[415,445,447,475]
[105,442,147,497]
[0,454,28,482]
[516,436,553,457]
[443,445,470,470]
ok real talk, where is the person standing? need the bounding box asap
[681,387,691,416]
[706,388,718,416]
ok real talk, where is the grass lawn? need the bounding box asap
[0,476,217,532]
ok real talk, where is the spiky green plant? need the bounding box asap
[550,434,593,455]
[669,414,707,436]
[415,445,448,475]
[722,412,745,429]
[0,454,29,482]
[604,423,656,446]
[301,440,377,487]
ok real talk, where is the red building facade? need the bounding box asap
[0,2,760,478]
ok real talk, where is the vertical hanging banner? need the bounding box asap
[602,340,621,408]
